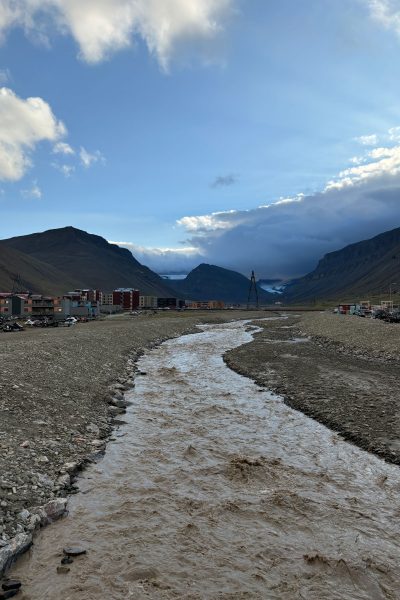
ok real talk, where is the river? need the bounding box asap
[10,320,400,599]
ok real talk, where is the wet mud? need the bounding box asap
[9,320,400,599]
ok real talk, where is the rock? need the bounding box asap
[0,533,32,578]
[0,590,21,599]
[19,441,29,448]
[57,565,70,574]
[63,546,87,557]
[63,462,78,474]
[86,423,100,436]
[91,440,105,449]
[37,455,49,464]
[2,580,22,591]
[56,474,71,489]
[109,397,128,408]
[17,510,30,523]
[61,556,73,565]
[108,406,126,416]
[40,498,67,524]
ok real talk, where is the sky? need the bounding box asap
[2,0,400,279]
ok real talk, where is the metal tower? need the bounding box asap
[247,270,259,309]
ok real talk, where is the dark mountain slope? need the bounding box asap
[284,227,400,302]
[1,227,178,296]
[170,263,274,304]
[0,244,77,295]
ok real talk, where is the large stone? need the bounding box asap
[2,580,22,591]
[0,533,32,577]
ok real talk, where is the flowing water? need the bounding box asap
[11,320,400,599]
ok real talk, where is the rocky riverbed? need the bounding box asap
[0,310,260,575]
[226,311,400,465]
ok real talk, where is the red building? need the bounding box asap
[112,288,140,311]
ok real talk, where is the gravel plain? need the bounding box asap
[226,311,400,465]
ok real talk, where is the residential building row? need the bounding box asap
[0,288,224,318]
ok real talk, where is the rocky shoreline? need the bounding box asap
[225,311,400,465]
[0,310,259,578]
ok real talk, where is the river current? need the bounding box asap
[11,320,400,599]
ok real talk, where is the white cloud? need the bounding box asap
[52,162,75,177]
[327,144,400,190]
[368,0,400,36]
[0,0,234,69]
[355,134,378,146]
[0,87,65,181]
[21,180,42,199]
[389,125,400,141]
[109,240,202,273]
[79,146,105,168]
[0,68,10,84]
[53,141,75,155]
[177,210,238,232]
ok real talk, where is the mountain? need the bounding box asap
[169,263,274,304]
[0,244,77,295]
[0,226,178,297]
[284,226,400,303]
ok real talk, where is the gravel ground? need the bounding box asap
[0,310,259,574]
[225,311,400,467]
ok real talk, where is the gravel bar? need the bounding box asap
[225,311,400,466]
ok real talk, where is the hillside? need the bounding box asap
[284,226,400,303]
[169,263,274,304]
[0,227,178,297]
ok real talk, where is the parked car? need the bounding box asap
[65,316,78,324]
[373,309,389,320]
[3,322,24,332]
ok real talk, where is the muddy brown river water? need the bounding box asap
[10,320,400,599]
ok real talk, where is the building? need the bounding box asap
[139,295,158,309]
[101,293,114,306]
[0,293,12,315]
[157,297,184,309]
[0,293,65,318]
[113,288,140,311]
[73,289,103,303]
[187,300,225,310]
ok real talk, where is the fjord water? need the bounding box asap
[12,321,400,599]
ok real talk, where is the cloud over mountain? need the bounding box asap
[123,138,400,279]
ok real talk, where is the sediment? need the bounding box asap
[225,311,400,465]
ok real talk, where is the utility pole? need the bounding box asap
[247,270,259,309]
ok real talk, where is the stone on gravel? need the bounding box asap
[1,580,21,591]
[63,546,87,557]
[56,565,70,574]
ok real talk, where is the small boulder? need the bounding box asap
[63,546,87,557]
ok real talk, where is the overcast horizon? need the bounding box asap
[2,0,400,279]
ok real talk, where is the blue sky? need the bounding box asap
[2,0,400,278]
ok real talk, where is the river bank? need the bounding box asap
[225,311,400,465]
[0,310,261,575]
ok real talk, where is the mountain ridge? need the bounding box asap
[284,226,400,302]
[0,226,179,297]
